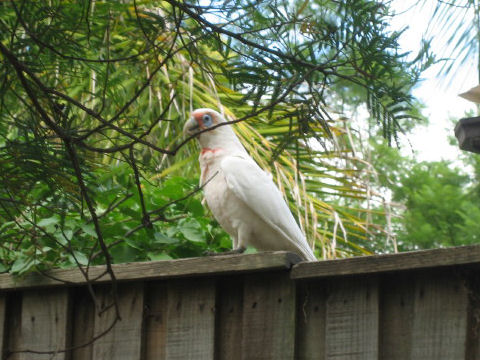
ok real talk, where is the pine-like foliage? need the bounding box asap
[0,0,425,273]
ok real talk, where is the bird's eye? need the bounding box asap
[202,114,213,126]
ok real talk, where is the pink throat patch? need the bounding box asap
[201,147,222,155]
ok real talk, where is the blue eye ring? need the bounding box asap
[202,114,213,126]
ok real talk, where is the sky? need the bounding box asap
[389,0,478,162]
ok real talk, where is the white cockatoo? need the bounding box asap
[183,108,316,261]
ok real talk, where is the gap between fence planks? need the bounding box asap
[0,252,302,291]
[292,244,480,279]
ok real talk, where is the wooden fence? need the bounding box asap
[1,245,480,359]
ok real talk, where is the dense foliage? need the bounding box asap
[0,0,430,274]
[359,140,480,252]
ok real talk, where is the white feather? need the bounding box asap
[185,108,316,261]
[221,155,316,261]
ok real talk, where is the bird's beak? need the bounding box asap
[183,117,200,136]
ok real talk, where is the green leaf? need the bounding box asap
[11,256,33,274]
[37,216,59,228]
[178,219,205,242]
[244,246,257,254]
[110,244,141,263]
[154,232,178,244]
[185,198,204,217]
[0,221,15,231]
[219,235,232,249]
[64,229,73,241]
[81,224,97,237]
[75,251,89,266]
[147,252,173,261]
[158,177,189,199]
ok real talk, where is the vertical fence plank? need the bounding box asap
[465,269,480,360]
[92,283,144,360]
[165,278,216,360]
[379,273,415,360]
[215,277,244,360]
[241,272,296,360]
[0,294,6,356]
[295,280,327,360]
[5,292,22,360]
[325,276,379,360]
[411,271,468,359]
[144,282,168,360]
[0,256,476,360]
[71,287,95,360]
[16,288,71,360]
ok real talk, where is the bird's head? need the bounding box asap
[184,108,245,151]
[183,108,225,137]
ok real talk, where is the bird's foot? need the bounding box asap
[204,247,246,257]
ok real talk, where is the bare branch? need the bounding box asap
[129,146,152,228]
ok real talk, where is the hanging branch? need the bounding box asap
[129,146,152,228]
[0,0,426,355]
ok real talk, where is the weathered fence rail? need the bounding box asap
[1,246,480,359]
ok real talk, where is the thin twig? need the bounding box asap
[8,0,154,64]
[129,146,151,228]
[124,171,219,238]
[64,140,122,320]
[7,316,119,356]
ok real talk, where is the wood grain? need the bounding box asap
[379,273,415,360]
[410,270,468,359]
[295,280,327,360]
[215,277,244,360]
[2,249,480,359]
[71,288,95,360]
[4,292,22,360]
[325,276,379,360]
[465,269,480,360]
[92,283,144,360]
[241,272,296,360]
[0,252,301,290]
[15,289,70,360]
[143,282,168,360]
[292,245,480,279]
[165,279,216,360]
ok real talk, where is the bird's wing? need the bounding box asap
[220,155,315,259]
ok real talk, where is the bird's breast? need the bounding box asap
[202,171,240,235]
[199,148,225,186]
[199,151,255,238]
